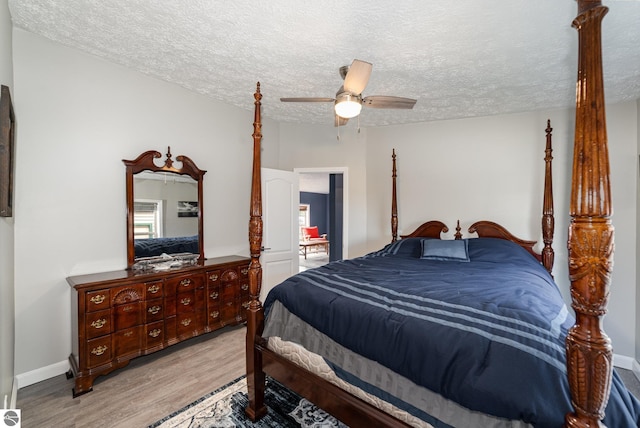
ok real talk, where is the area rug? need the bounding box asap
[148,376,347,428]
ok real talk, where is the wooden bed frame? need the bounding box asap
[246,1,614,426]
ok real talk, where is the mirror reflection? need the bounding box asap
[124,147,206,269]
[133,171,199,259]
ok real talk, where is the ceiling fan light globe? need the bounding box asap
[334,93,362,119]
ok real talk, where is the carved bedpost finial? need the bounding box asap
[454,220,462,240]
[249,81,263,307]
[391,149,398,242]
[542,120,555,274]
[565,2,613,427]
[246,82,268,421]
[165,146,173,169]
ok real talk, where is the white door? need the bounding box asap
[261,168,299,302]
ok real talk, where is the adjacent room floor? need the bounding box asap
[299,252,329,272]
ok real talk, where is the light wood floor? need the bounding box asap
[16,324,247,428]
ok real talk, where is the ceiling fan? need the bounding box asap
[280,59,417,126]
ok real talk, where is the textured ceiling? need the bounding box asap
[8,1,640,127]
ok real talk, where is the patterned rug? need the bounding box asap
[148,376,347,428]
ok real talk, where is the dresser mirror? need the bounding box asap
[123,147,206,269]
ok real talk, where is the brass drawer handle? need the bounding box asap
[148,306,161,314]
[181,318,192,326]
[149,329,162,338]
[241,284,249,291]
[180,298,191,305]
[90,295,106,305]
[90,319,107,329]
[242,301,250,309]
[91,345,107,356]
[124,331,133,337]
[209,274,219,281]
[210,291,219,299]
[123,306,133,312]
[148,284,160,294]
[241,268,249,275]
[210,311,220,319]
[180,279,192,287]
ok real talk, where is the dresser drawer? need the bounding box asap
[85,309,112,340]
[145,299,164,323]
[85,290,109,312]
[208,285,221,304]
[220,281,237,300]
[206,270,221,285]
[176,312,204,338]
[145,281,163,299]
[166,273,203,292]
[177,290,197,313]
[220,300,238,325]
[86,336,112,368]
[113,326,142,358]
[238,265,250,278]
[239,298,250,321]
[111,284,145,304]
[145,321,164,348]
[113,302,143,331]
[208,306,222,325]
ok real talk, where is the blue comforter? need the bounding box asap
[264,237,640,427]
[134,235,198,258]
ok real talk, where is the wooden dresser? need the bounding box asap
[67,255,250,397]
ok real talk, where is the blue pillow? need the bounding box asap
[420,239,470,262]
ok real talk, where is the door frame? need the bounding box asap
[294,167,348,260]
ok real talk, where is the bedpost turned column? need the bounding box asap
[542,119,555,274]
[565,2,613,428]
[391,149,398,242]
[245,82,267,421]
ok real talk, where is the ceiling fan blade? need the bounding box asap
[343,59,372,95]
[363,95,417,109]
[334,115,349,127]
[280,97,335,102]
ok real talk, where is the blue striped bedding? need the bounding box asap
[263,237,640,427]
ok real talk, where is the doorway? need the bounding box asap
[296,167,347,272]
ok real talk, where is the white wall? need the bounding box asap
[0,0,15,406]
[606,101,639,358]
[11,29,279,383]
[637,98,640,363]
[278,122,369,258]
[365,103,638,359]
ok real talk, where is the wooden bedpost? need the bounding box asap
[245,82,268,421]
[542,119,555,274]
[391,149,398,242]
[565,2,613,427]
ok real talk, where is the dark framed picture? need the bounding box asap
[177,201,198,217]
[0,85,15,217]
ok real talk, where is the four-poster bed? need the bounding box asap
[245,2,638,427]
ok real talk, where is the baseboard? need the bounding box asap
[613,353,636,371]
[15,360,69,390]
[632,358,640,382]
[10,377,17,408]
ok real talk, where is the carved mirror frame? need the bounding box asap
[123,147,206,269]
